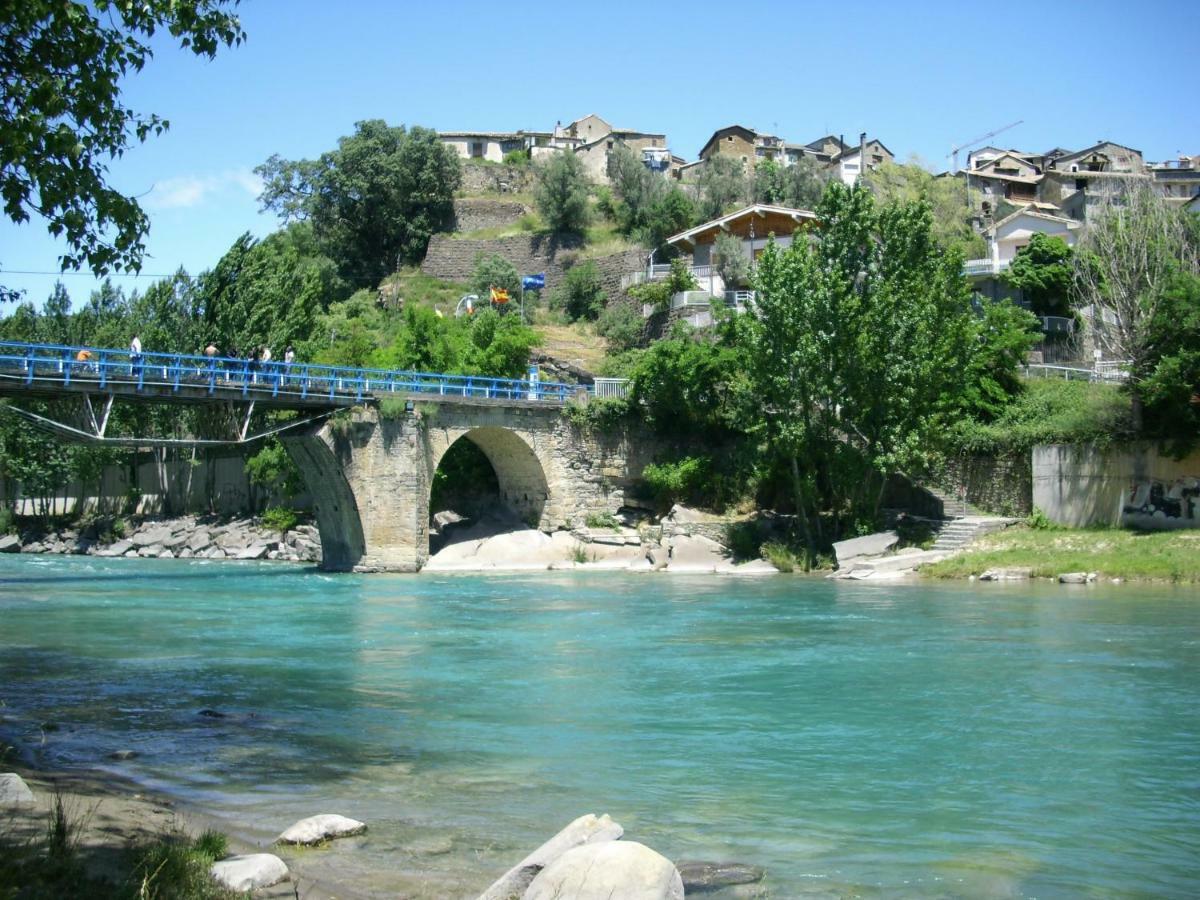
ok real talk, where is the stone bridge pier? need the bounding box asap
[281,401,649,572]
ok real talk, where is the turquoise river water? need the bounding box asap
[1,555,1198,898]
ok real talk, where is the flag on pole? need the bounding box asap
[521,273,545,291]
[490,287,510,304]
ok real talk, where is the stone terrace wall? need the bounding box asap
[935,453,1033,517]
[452,198,530,234]
[459,162,535,196]
[422,234,644,303]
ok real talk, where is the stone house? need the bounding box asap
[965,205,1081,307]
[1149,155,1200,206]
[440,131,527,163]
[828,138,894,185]
[697,125,760,169]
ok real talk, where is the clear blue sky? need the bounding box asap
[2,0,1197,311]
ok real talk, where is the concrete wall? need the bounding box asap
[1034,443,1200,528]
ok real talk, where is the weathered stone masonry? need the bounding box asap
[282,400,655,572]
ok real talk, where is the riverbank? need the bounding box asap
[923,525,1200,582]
[0,514,322,564]
[0,759,347,898]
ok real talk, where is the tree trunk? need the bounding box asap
[789,455,816,571]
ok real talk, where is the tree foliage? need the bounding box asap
[1073,181,1200,430]
[257,120,461,288]
[752,157,829,210]
[749,182,983,562]
[0,1,244,293]
[533,151,590,234]
[696,156,751,221]
[1003,233,1074,317]
[552,262,606,322]
[863,159,986,258]
[470,253,520,300]
[606,145,695,251]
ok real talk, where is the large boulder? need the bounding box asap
[236,545,269,560]
[132,528,170,548]
[209,854,289,891]
[276,814,367,845]
[477,813,623,900]
[98,539,133,557]
[0,773,35,806]
[187,530,212,552]
[0,534,20,553]
[665,534,727,573]
[833,530,899,567]
[523,841,684,900]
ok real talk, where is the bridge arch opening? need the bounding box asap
[428,426,549,553]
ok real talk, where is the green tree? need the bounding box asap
[257,120,461,287]
[1003,233,1074,317]
[606,145,695,250]
[534,152,591,234]
[470,253,520,301]
[596,302,644,352]
[1137,270,1200,443]
[753,157,829,210]
[552,262,606,322]
[750,182,982,562]
[713,232,751,290]
[0,1,244,296]
[696,156,751,221]
[863,159,986,258]
[463,308,541,378]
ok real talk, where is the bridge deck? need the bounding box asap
[0,341,584,409]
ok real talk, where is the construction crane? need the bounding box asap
[949,120,1023,173]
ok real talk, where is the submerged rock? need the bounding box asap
[524,840,684,900]
[276,813,367,845]
[209,853,288,891]
[1058,572,1097,584]
[676,861,765,892]
[108,750,139,761]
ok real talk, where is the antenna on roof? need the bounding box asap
[949,120,1023,173]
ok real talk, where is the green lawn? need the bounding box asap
[924,525,1200,582]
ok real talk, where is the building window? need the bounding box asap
[1075,178,1086,191]
[471,142,484,158]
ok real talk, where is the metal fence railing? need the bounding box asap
[0,341,584,405]
[1023,362,1129,383]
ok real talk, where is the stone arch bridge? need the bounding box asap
[283,401,647,571]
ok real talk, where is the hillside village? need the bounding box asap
[433,113,1199,373]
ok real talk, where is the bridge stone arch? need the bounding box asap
[282,400,654,572]
[424,425,551,531]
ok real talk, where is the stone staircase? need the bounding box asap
[919,483,988,519]
[929,516,1016,553]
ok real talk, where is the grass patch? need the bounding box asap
[378,268,469,316]
[924,525,1200,582]
[0,791,236,899]
[585,512,621,531]
[761,541,798,573]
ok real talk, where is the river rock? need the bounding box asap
[157,549,174,559]
[665,534,727,573]
[665,503,705,524]
[186,530,212,551]
[137,545,162,558]
[160,531,190,549]
[524,841,684,900]
[833,530,899,566]
[108,750,139,760]
[132,528,170,548]
[0,534,20,552]
[980,567,1033,581]
[204,547,226,559]
[236,544,268,560]
[210,853,289,891]
[677,861,765,893]
[276,813,367,845]
[1059,572,1097,584]
[477,813,623,900]
[99,539,133,556]
[0,773,35,806]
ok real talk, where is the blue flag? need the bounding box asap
[522,273,545,290]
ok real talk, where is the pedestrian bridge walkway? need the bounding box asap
[0,340,583,410]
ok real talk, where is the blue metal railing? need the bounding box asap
[0,341,583,404]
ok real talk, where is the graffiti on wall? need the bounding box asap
[1122,477,1200,529]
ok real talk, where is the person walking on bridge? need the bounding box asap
[129,334,143,378]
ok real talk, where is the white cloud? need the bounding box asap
[144,168,263,211]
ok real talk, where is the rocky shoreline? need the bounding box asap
[0,514,323,564]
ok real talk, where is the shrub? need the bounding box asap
[1025,507,1056,530]
[563,396,631,432]
[724,520,762,561]
[260,506,299,534]
[641,456,710,509]
[714,231,751,289]
[596,302,643,351]
[551,261,606,321]
[0,507,13,535]
[378,396,410,420]
[502,148,530,166]
[570,543,589,564]
[586,512,621,530]
[470,253,520,301]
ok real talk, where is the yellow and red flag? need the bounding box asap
[490,287,510,304]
